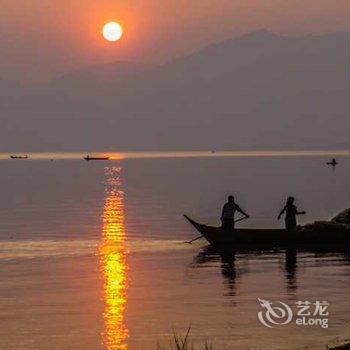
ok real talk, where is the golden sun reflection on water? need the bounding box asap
[100,166,129,350]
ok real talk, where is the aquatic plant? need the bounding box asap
[157,327,213,350]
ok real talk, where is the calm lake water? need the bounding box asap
[1,152,350,349]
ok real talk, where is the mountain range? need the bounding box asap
[1,29,350,151]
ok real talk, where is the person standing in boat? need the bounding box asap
[278,197,306,232]
[221,195,249,229]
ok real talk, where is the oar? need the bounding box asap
[186,235,205,244]
[185,216,249,244]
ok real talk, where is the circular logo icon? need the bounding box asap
[258,298,293,328]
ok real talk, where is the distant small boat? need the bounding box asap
[84,155,110,161]
[10,155,28,159]
[327,158,338,167]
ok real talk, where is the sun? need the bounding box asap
[103,22,123,42]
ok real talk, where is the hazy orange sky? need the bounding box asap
[1,0,350,83]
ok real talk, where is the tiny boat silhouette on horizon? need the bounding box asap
[10,155,29,159]
[84,155,110,161]
[327,158,338,166]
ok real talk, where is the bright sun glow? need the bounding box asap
[103,22,123,42]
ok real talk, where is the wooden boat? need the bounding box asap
[10,155,28,159]
[84,155,110,161]
[184,215,350,248]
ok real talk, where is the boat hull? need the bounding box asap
[184,215,350,248]
[10,156,28,159]
[84,157,110,161]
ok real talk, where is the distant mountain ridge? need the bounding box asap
[1,29,350,151]
[50,61,153,90]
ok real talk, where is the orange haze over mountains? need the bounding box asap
[2,0,350,83]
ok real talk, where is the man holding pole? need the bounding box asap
[221,195,250,230]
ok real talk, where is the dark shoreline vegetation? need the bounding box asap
[155,329,350,349]
[157,328,213,350]
[157,340,213,350]
[328,343,350,350]
[155,339,350,350]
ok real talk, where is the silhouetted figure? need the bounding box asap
[278,197,306,232]
[327,158,338,167]
[221,195,249,229]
